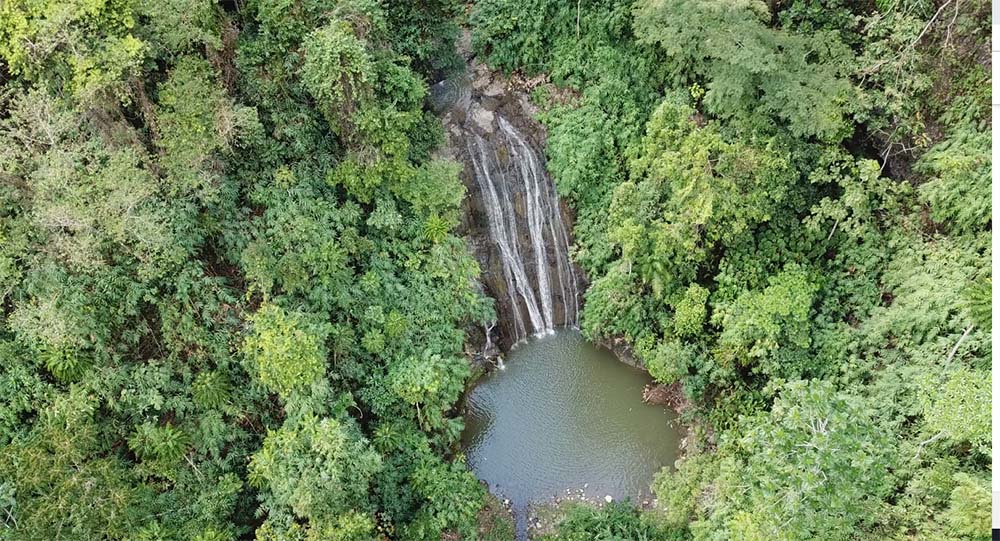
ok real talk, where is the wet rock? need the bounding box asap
[512,191,527,218]
[483,80,505,98]
[597,336,644,369]
[456,29,473,60]
[471,67,491,91]
[481,96,501,112]
[469,104,495,133]
[517,94,539,118]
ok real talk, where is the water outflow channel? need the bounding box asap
[463,331,681,539]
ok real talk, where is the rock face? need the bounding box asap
[596,336,643,370]
[432,36,585,351]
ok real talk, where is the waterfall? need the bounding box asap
[465,113,580,343]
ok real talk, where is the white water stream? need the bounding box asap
[465,115,579,342]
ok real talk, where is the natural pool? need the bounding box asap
[462,330,681,538]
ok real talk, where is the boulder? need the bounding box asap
[481,96,501,111]
[469,103,495,134]
[483,79,505,97]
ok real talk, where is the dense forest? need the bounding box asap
[0,1,991,541]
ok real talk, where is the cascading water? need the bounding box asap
[463,114,580,343]
[429,42,583,348]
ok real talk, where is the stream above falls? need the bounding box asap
[462,330,681,538]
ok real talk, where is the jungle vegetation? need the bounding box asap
[0,1,490,539]
[472,0,991,539]
[0,1,991,541]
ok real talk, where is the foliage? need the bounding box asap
[129,421,192,463]
[943,473,991,539]
[673,284,709,338]
[633,0,857,142]
[0,390,150,539]
[249,412,382,538]
[382,0,462,75]
[714,265,819,378]
[472,1,991,540]
[716,380,893,540]
[917,125,991,235]
[541,501,684,541]
[0,0,990,539]
[477,492,517,541]
[0,1,484,539]
[243,304,328,398]
[0,0,145,102]
[919,367,991,454]
[651,453,719,529]
[404,457,484,540]
[301,20,374,132]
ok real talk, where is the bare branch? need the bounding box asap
[908,0,953,51]
[945,324,975,364]
[913,430,947,459]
